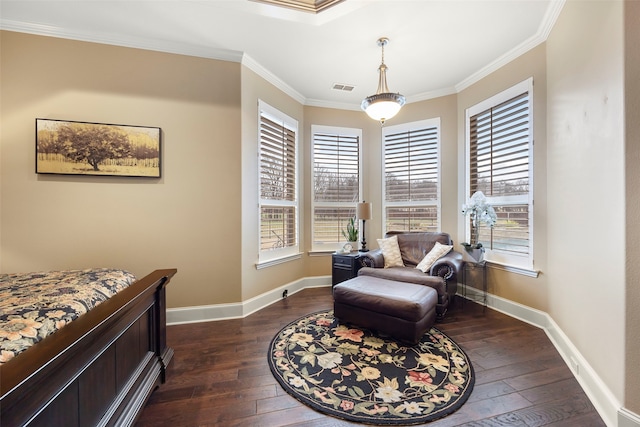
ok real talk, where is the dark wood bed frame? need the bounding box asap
[1,268,177,427]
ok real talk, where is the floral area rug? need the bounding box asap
[267,310,474,425]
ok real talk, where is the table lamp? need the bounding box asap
[356,201,372,251]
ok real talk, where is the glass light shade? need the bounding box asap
[361,93,406,122]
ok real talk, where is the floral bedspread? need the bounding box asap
[0,268,136,365]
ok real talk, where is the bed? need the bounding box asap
[0,268,177,427]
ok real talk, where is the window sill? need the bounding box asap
[307,251,335,257]
[486,261,540,278]
[256,252,303,270]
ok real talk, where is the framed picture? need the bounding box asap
[36,118,161,178]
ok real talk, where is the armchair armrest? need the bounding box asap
[359,249,384,268]
[430,251,464,281]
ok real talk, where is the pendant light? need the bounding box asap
[361,37,406,125]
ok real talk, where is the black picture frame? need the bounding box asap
[36,118,161,178]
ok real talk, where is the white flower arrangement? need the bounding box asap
[461,191,497,249]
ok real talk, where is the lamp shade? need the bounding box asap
[356,202,372,220]
[361,94,405,122]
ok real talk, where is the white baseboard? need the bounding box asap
[166,275,332,325]
[619,408,640,427]
[544,315,620,427]
[459,284,639,427]
[167,279,637,427]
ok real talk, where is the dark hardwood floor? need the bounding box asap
[136,287,605,426]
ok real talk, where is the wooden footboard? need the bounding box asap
[0,268,177,427]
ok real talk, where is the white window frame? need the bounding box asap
[382,118,442,234]
[257,100,300,264]
[310,125,363,252]
[465,78,534,270]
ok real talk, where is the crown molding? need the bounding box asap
[311,0,566,107]
[0,18,307,105]
[0,19,244,63]
[455,0,565,93]
[1,0,566,109]
[538,0,566,40]
[240,54,307,104]
[304,98,360,111]
[306,86,459,110]
[407,86,458,104]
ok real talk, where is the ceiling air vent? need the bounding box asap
[332,83,355,92]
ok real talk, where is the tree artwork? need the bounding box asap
[36,119,161,177]
[56,123,131,171]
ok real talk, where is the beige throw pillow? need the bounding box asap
[415,241,453,273]
[377,235,404,268]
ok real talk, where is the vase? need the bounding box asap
[465,247,485,262]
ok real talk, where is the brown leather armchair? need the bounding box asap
[358,231,464,319]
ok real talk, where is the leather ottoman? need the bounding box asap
[333,276,438,345]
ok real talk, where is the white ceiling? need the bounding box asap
[0,0,564,110]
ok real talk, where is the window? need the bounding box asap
[382,119,441,233]
[311,125,362,251]
[466,78,533,269]
[258,101,299,263]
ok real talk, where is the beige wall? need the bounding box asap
[0,31,243,307]
[625,0,640,415]
[547,0,625,403]
[457,44,549,312]
[0,31,533,312]
[2,11,638,418]
[391,95,460,236]
[303,95,458,276]
[240,66,306,300]
[301,106,372,277]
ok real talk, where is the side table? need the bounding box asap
[462,260,487,309]
[332,252,364,286]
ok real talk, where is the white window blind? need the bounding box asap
[382,118,440,233]
[466,78,533,268]
[259,102,298,262]
[311,125,361,251]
